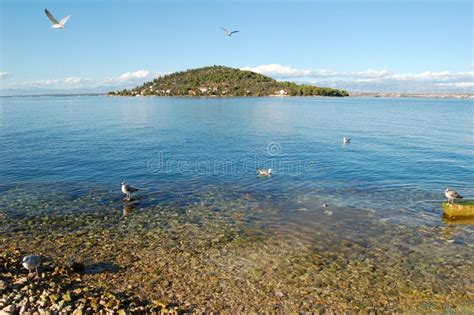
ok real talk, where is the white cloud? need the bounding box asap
[241,64,474,93]
[15,79,60,87]
[241,64,393,79]
[2,78,91,89]
[391,70,473,82]
[242,64,473,82]
[241,64,340,78]
[1,66,472,95]
[119,70,152,81]
[0,72,13,80]
[241,64,314,77]
[105,70,159,84]
[437,82,474,88]
[353,69,392,79]
[64,77,93,85]
[1,69,160,91]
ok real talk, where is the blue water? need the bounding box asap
[2,95,473,311]
[1,96,473,220]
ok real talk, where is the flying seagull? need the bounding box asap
[256,168,272,177]
[121,182,139,201]
[445,188,463,204]
[343,137,351,144]
[22,255,41,278]
[220,27,239,37]
[45,9,71,29]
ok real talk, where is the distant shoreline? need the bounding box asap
[1,93,473,99]
[348,92,474,99]
[0,93,105,98]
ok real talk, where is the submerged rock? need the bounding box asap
[1,186,473,313]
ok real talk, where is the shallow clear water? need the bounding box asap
[0,96,473,311]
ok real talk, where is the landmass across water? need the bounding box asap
[107,66,350,97]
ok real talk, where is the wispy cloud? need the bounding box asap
[437,82,474,88]
[241,64,315,78]
[119,70,153,81]
[7,79,61,88]
[0,72,13,80]
[105,70,160,84]
[64,77,93,85]
[1,70,161,92]
[390,71,473,82]
[242,64,474,93]
[241,64,393,80]
[1,78,89,88]
[2,66,472,95]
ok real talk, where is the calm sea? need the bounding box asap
[1,96,472,220]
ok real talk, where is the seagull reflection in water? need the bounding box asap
[123,203,137,217]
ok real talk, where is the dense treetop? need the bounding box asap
[109,66,349,97]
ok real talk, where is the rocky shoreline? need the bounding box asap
[1,185,473,313]
[0,249,181,314]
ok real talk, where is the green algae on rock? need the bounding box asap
[442,200,474,219]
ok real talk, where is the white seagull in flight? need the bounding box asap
[220,27,239,37]
[45,9,71,29]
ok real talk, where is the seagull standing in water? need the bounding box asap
[121,182,139,201]
[445,188,463,204]
[343,137,351,145]
[220,27,239,37]
[44,9,71,29]
[22,255,41,278]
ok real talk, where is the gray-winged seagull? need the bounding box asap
[121,182,139,201]
[45,9,71,29]
[220,27,239,37]
[22,255,41,278]
[445,188,463,204]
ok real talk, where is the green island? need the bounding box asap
[108,65,349,97]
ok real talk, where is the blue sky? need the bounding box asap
[1,0,473,94]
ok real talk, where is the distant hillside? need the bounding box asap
[108,66,349,97]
